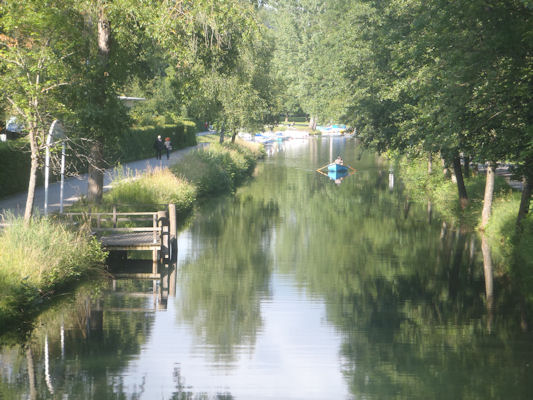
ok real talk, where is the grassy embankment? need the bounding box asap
[0,138,264,331]
[0,217,107,332]
[74,137,265,216]
[398,156,533,300]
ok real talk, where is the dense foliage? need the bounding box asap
[267,0,532,225]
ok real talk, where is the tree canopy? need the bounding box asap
[1,0,532,219]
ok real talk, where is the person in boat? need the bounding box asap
[335,155,344,165]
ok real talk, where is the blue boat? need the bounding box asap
[328,170,349,181]
[327,163,348,173]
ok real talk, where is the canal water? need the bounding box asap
[1,137,532,399]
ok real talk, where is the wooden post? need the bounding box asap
[152,248,158,274]
[152,213,157,243]
[157,210,168,263]
[168,203,177,262]
[112,205,117,228]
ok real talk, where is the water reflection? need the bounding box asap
[176,195,279,363]
[481,233,494,330]
[1,138,533,399]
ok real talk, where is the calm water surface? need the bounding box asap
[1,137,533,399]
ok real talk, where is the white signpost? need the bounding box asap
[44,120,65,215]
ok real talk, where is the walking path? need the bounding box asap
[0,133,211,217]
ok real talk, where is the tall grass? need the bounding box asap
[0,215,107,327]
[103,167,196,218]
[170,140,263,198]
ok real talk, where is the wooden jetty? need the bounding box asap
[61,204,178,277]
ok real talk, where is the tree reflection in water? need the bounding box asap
[2,141,533,399]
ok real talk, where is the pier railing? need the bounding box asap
[61,210,162,243]
[59,204,178,273]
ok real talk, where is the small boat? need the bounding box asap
[316,161,356,183]
[327,163,348,173]
[328,170,348,181]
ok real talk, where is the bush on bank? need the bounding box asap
[102,167,197,218]
[484,193,533,300]
[0,216,107,331]
[0,141,40,198]
[112,122,197,163]
[78,139,263,218]
[171,139,264,198]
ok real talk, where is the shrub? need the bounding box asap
[108,122,197,164]
[0,140,40,198]
[171,149,233,197]
[103,167,197,218]
[170,140,263,199]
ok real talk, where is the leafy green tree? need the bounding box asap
[184,9,278,142]
[0,0,85,221]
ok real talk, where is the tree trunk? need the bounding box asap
[219,123,225,143]
[441,156,450,178]
[480,162,495,230]
[463,155,470,178]
[481,234,494,332]
[428,153,433,174]
[231,130,237,143]
[87,6,111,203]
[24,132,39,222]
[87,141,104,203]
[26,347,37,400]
[516,173,532,232]
[309,116,317,130]
[452,155,468,209]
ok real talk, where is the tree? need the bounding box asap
[0,0,84,221]
[184,2,277,142]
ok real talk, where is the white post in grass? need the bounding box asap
[44,120,65,216]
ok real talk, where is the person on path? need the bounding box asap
[164,137,172,160]
[154,135,164,160]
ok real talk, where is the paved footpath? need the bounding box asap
[0,135,210,217]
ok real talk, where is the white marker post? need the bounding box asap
[44,120,65,215]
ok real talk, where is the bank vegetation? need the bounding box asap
[0,139,263,331]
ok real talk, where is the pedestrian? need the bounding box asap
[153,135,164,160]
[164,137,172,160]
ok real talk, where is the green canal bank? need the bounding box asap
[0,137,264,334]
